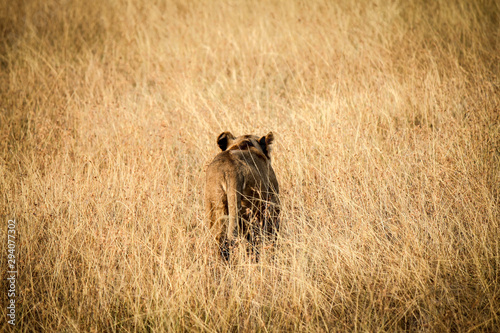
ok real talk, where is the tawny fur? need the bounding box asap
[205,131,280,259]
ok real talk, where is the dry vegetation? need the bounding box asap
[1,0,499,331]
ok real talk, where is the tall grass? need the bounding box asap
[1,0,499,331]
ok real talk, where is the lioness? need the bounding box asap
[205,131,280,260]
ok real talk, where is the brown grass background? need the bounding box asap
[1,0,499,331]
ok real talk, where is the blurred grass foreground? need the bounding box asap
[1,0,499,331]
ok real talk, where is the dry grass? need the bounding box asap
[1,0,499,331]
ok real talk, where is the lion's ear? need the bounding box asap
[217,132,235,151]
[258,132,274,158]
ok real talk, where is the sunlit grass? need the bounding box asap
[1,0,499,331]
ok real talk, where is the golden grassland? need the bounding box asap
[0,0,499,331]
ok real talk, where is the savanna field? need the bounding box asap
[0,0,499,331]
